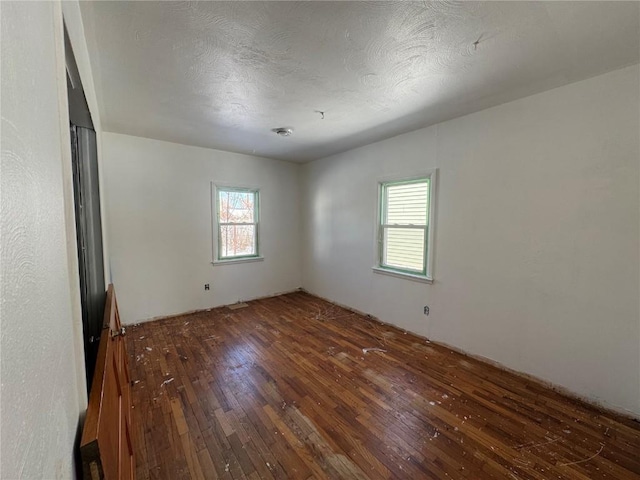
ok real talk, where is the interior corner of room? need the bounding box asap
[2,1,639,479]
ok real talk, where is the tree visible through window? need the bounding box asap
[216,187,259,259]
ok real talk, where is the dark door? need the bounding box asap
[71,125,106,389]
[65,23,106,389]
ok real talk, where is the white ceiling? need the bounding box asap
[80,1,640,163]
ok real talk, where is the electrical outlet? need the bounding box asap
[423,305,429,315]
[204,284,210,291]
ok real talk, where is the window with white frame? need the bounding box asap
[214,186,260,261]
[377,173,435,281]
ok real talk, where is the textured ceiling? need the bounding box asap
[80,1,640,162]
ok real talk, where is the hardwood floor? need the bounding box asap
[127,291,640,479]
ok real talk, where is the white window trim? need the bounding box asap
[372,266,433,284]
[373,169,437,282]
[211,183,261,265]
[212,256,264,266]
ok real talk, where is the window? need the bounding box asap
[376,172,436,282]
[213,186,260,262]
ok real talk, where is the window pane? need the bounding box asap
[220,225,256,257]
[219,190,255,223]
[383,227,425,272]
[386,181,429,225]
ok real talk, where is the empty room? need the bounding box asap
[2,1,640,479]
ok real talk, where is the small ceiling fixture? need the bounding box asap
[273,127,293,137]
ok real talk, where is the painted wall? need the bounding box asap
[1,2,87,478]
[301,65,640,416]
[102,133,301,323]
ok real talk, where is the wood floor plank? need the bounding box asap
[127,291,640,479]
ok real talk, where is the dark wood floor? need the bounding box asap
[127,291,640,479]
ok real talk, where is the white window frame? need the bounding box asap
[211,184,263,265]
[373,170,437,283]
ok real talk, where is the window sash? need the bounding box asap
[379,225,428,275]
[379,177,431,277]
[218,222,257,226]
[215,187,259,260]
[382,178,429,224]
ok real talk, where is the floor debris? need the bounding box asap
[228,302,249,310]
[362,347,387,354]
[516,436,561,451]
[558,443,605,467]
[161,378,174,387]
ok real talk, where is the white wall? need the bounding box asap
[301,65,640,417]
[1,2,87,478]
[102,133,301,323]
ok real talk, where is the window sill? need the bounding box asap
[212,256,264,266]
[372,266,433,284]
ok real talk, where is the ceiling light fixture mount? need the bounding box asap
[273,127,293,137]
